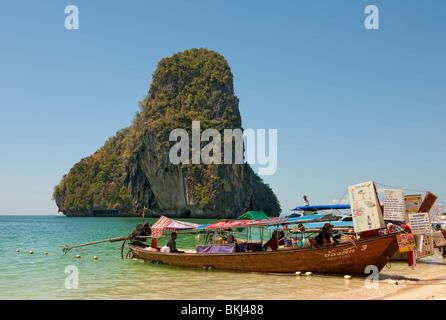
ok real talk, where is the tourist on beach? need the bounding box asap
[434,226,446,258]
[303,195,309,206]
[167,232,184,253]
[314,223,334,245]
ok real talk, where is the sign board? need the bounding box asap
[348,181,386,232]
[383,189,405,221]
[404,194,422,222]
[415,234,434,259]
[407,212,431,235]
[429,203,444,224]
[396,233,416,252]
[418,192,438,213]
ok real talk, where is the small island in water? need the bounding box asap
[53,48,281,218]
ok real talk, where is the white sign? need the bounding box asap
[430,203,444,224]
[408,212,432,235]
[348,181,386,232]
[405,194,422,213]
[383,189,405,221]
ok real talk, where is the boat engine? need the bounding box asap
[130,222,151,242]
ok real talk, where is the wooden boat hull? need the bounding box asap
[128,234,399,274]
[391,250,408,261]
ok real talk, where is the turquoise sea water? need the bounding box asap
[1,215,446,300]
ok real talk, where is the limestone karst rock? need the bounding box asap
[53,48,281,218]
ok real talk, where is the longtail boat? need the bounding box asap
[126,187,406,275]
[128,232,399,275]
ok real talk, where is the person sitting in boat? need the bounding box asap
[263,231,285,251]
[314,223,335,246]
[227,234,241,252]
[167,232,184,253]
[333,234,341,243]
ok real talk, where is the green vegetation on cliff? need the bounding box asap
[53,128,133,214]
[135,48,240,139]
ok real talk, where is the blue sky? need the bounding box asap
[0,1,445,215]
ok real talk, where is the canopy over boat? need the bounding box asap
[202,217,286,229]
[165,219,201,231]
[151,212,348,235]
[268,221,354,230]
[286,214,325,223]
[151,215,286,234]
[236,211,269,221]
[151,216,201,238]
[266,213,353,230]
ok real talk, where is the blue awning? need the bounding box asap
[301,221,354,229]
[268,221,354,229]
[197,224,211,229]
[290,204,351,211]
[286,214,324,223]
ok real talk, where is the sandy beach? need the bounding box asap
[378,278,446,300]
[377,270,446,300]
[328,251,446,300]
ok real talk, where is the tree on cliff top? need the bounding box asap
[134,48,241,139]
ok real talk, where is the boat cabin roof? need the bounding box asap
[290,204,351,211]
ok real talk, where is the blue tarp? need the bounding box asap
[196,244,234,253]
[300,221,354,228]
[197,224,211,229]
[290,204,351,211]
[286,214,324,223]
[268,221,354,229]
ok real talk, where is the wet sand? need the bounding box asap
[328,250,446,300]
[378,278,446,300]
[377,268,446,300]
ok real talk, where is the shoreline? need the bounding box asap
[335,253,446,300]
[376,270,446,300]
[307,248,446,301]
[378,279,446,300]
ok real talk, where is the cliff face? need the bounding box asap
[126,130,280,218]
[53,48,281,218]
